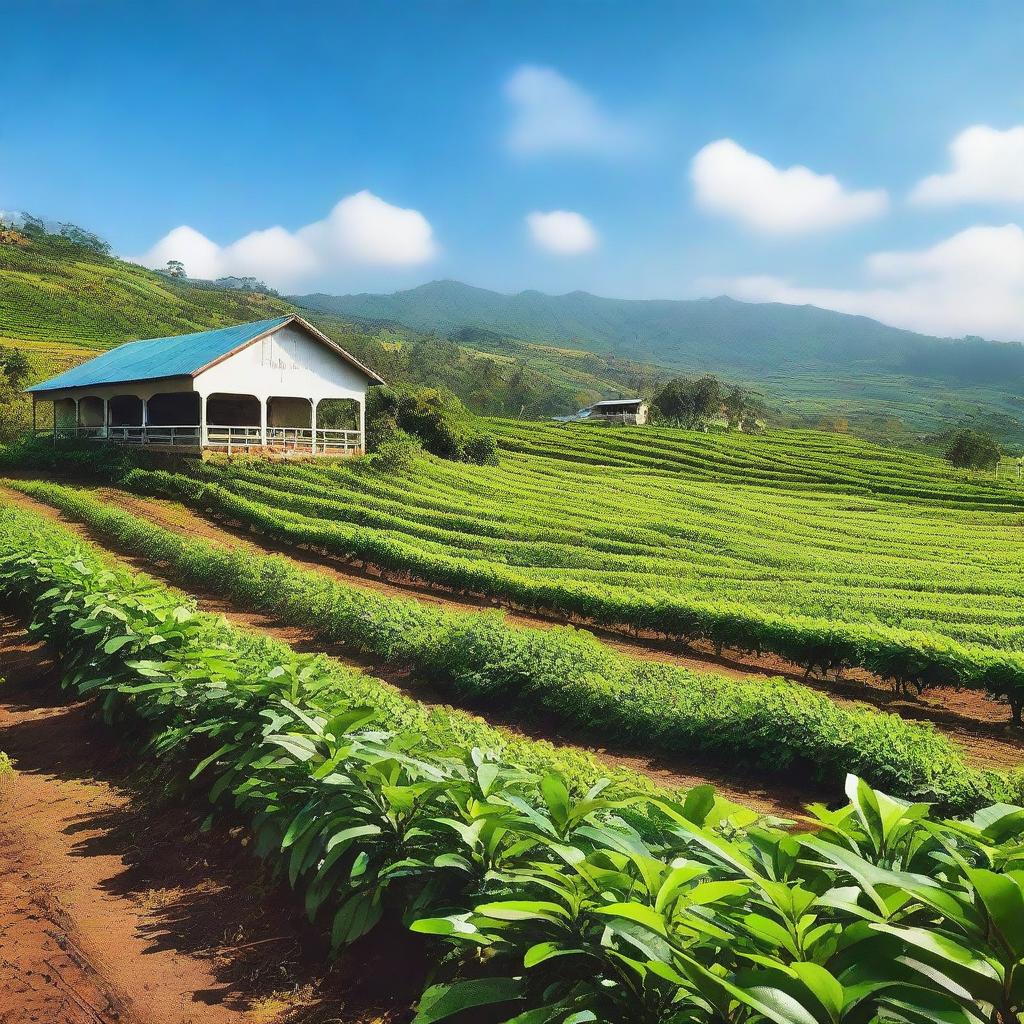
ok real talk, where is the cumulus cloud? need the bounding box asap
[708,224,1024,341]
[910,124,1024,205]
[137,190,437,288]
[691,139,889,234]
[504,65,640,156]
[526,210,599,255]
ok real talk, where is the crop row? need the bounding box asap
[111,465,1024,722]
[486,419,1024,510]
[175,452,1024,642]
[9,478,1019,811]
[3,502,1024,1023]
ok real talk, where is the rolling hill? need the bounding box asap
[294,279,1024,383]
[293,280,1024,444]
[4,226,1024,445]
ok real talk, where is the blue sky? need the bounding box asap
[3,1,1024,339]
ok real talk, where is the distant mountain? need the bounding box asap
[293,279,993,376]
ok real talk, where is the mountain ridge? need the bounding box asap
[291,279,970,374]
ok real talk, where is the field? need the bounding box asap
[5,413,1024,1020]
[5,490,1024,1024]
[92,421,1024,715]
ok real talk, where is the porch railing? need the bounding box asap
[39,424,362,455]
[266,427,361,453]
[41,425,201,445]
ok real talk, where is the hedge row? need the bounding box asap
[9,478,1018,813]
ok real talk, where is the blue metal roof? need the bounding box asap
[27,316,294,393]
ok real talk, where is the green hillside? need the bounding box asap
[5,229,1024,446]
[295,280,1024,444]
[0,231,648,431]
[0,231,292,350]
[293,278,976,372]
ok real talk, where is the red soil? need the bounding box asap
[0,614,421,1023]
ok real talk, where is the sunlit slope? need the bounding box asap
[0,234,292,351]
[488,419,1024,509]
[132,422,1024,655]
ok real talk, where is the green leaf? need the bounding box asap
[475,900,570,923]
[330,891,383,949]
[413,978,525,1024]
[523,941,585,968]
[103,634,135,654]
[965,866,1024,959]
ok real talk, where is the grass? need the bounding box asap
[0,233,292,352]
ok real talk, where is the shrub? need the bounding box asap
[372,430,423,472]
[463,431,498,465]
[367,384,497,464]
[945,428,1001,471]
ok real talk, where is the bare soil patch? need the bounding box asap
[0,613,422,1023]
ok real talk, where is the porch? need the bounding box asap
[36,390,365,456]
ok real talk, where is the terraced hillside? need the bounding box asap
[0,232,291,350]
[85,421,1024,719]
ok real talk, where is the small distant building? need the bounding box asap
[26,314,385,455]
[555,397,649,426]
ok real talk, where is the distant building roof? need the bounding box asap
[590,398,645,408]
[27,314,385,393]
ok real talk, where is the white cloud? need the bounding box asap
[297,191,437,266]
[526,210,598,255]
[709,224,1024,341]
[691,139,889,234]
[910,124,1024,205]
[137,190,437,288]
[504,65,640,156]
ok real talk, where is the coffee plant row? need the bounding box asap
[9,479,1020,812]
[3,503,1024,1023]
[114,456,1024,723]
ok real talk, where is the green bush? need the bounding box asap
[367,384,498,464]
[464,431,498,465]
[12,478,1017,813]
[4,501,1024,1024]
[372,430,423,472]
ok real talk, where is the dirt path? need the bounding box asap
[0,615,419,1024]
[0,483,817,818]
[21,479,1023,772]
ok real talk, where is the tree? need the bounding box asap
[945,429,1001,472]
[1,348,31,390]
[165,259,186,278]
[723,385,746,429]
[651,378,696,425]
[652,375,724,428]
[58,222,111,256]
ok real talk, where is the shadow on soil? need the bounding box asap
[0,614,425,1023]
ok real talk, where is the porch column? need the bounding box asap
[199,394,208,447]
[311,398,319,454]
[141,396,149,442]
[73,397,80,431]
[101,397,109,438]
[31,395,37,436]
[358,399,365,454]
[259,397,268,448]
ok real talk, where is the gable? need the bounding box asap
[194,320,382,396]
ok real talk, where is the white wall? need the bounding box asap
[195,324,371,403]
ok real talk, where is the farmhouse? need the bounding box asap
[555,397,649,425]
[588,398,648,424]
[27,315,385,455]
